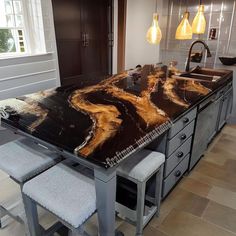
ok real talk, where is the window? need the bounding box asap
[0,0,46,57]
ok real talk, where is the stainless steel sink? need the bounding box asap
[180,72,221,82]
[190,67,226,77]
[173,66,230,83]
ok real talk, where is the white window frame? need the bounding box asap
[0,0,46,58]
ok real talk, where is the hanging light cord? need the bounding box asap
[155,0,157,13]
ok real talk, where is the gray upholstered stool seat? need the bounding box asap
[117,149,165,181]
[23,163,96,231]
[116,149,165,236]
[0,138,60,182]
[0,138,61,234]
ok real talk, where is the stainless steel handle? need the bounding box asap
[183,117,189,124]
[82,33,89,47]
[176,151,184,158]
[85,33,89,47]
[82,33,86,47]
[108,33,114,47]
[175,170,182,177]
[180,134,187,140]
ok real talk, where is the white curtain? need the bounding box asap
[23,0,46,54]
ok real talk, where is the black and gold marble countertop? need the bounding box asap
[0,65,233,168]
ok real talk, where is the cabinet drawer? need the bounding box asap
[218,82,232,97]
[168,108,197,139]
[167,120,195,156]
[162,154,190,198]
[216,88,225,100]
[165,137,192,177]
[226,82,233,92]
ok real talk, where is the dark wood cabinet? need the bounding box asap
[52,0,113,86]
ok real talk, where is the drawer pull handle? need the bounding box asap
[175,170,182,177]
[183,117,189,123]
[176,152,184,158]
[180,134,187,140]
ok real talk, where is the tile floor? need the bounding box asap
[1,125,236,235]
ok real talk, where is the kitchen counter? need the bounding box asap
[0,65,233,168]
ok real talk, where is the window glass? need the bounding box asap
[13,1,22,14]
[0,29,16,53]
[0,0,26,54]
[0,0,46,56]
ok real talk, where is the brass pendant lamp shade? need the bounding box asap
[192,3,206,34]
[146,0,162,44]
[175,11,193,40]
[146,13,162,44]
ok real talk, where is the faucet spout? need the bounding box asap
[185,40,212,72]
[207,49,212,58]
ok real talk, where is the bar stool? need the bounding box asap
[0,138,62,234]
[22,163,96,236]
[116,149,165,236]
[0,128,20,146]
[0,128,19,228]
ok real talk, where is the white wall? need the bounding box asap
[125,0,162,70]
[0,0,60,100]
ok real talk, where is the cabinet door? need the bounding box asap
[52,0,113,86]
[81,0,112,82]
[190,103,214,170]
[208,98,221,142]
[226,89,233,120]
[218,95,229,130]
[52,0,83,85]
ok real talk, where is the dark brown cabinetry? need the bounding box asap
[52,0,113,86]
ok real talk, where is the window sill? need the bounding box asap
[0,52,54,61]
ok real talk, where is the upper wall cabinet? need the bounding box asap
[52,0,113,86]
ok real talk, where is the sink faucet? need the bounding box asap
[185,40,212,72]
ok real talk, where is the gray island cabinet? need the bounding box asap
[147,79,233,198]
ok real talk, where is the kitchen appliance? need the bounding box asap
[190,93,222,170]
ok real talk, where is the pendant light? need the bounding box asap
[146,0,162,44]
[192,0,206,34]
[175,2,192,40]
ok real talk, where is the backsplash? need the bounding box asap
[160,0,236,71]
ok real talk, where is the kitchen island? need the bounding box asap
[0,64,233,234]
[0,65,232,168]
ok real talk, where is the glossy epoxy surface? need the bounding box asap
[0,65,231,168]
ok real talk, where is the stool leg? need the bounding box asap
[0,207,6,228]
[22,193,41,236]
[136,181,146,236]
[23,217,30,236]
[19,184,31,236]
[94,170,117,236]
[69,229,82,236]
[154,166,163,217]
[69,226,89,236]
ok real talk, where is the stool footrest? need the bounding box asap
[0,214,13,229]
[116,202,157,227]
[0,204,25,225]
